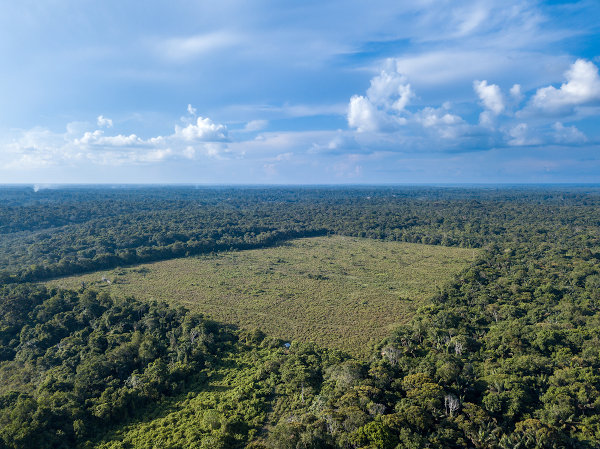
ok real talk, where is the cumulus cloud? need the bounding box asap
[366,69,414,111]
[505,121,586,148]
[1,109,230,168]
[552,122,587,144]
[348,95,382,133]
[510,84,522,98]
[507,123,540,146]
[530,59,600,112]
[346,64,479,149]
[414,106,465,139]
[347,62,475,144]
[97,115,113,128]
[347,66,413,132]
[343,55,600,155]
[416,106,462,128]
[174,117,228,141]
[474,80,505,125]
[76,130,142,147]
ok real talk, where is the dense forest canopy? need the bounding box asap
[1,185,600,448]
[1,185,599,282]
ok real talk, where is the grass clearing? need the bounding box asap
[48,236,477,357]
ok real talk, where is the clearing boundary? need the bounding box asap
[48,236,478,357]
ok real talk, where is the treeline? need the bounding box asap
[1,186,599,282]
[6,228,327,283]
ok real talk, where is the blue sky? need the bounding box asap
[1,0,599,184]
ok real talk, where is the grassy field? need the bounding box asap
[48,236,477,357]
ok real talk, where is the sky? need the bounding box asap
[1,0,599,184]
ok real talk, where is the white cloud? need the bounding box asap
[187,104,197,116]
[366,69,414,111]
[477,111,494,128]
[414,106,465,139]
[174,117,228,141]
[530,59,600,112]
[507,123,540,146]
[347,65,413,132]
[244,119,268,132]
[347,63,476,144]
[346,63,481,148]
[97,115,113,128]
[552,122,587,144]
[510,84,523,102]
[416,106,462,128]
[1,109,230,168]
[473,80,505,127]
[203,142,228,158]
[344,54,600,154]
[76,130,142,147]
[348,95,381,132]
[474,80,504,115]
[3,127,67,169]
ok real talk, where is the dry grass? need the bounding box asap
[48,236,477,357]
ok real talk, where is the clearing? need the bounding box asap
[47,236,477,357]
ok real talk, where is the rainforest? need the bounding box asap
[0,185,599,449]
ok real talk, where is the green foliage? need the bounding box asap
[2,185,597,283]
[0,285,234,449]
[2,186,600,448]
[48,236,474,357]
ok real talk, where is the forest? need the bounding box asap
[0,185,599,448]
